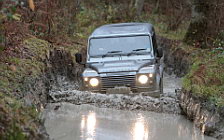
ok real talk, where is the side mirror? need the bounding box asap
[157,48,163,58]
[75,53,82,64]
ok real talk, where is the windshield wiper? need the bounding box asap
[107,51,122,53]
[132,48,147,52]
[127,48,148,56]
[102,51,123,58]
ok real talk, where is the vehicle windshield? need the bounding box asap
[89,35,152,57]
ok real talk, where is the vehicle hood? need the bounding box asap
[89,60,154,73]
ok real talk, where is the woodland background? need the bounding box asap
[0,0,224,139]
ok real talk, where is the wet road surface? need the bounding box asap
[44,103,215,140]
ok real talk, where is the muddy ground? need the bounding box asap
[48,73,182,114]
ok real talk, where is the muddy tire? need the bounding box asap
[160,79,163,96]
[159,79,164,112]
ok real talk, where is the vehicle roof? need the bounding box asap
[90,23,154,38]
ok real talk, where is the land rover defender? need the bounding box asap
[75,23,163,97]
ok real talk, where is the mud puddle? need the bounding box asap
[49,73,182,114]
[44,103,215,140]
[44,74,216,139]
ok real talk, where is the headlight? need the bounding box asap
[149,73,153,78]
[89,78,99,87]
[84,77,88,81]
[138,75,148,84]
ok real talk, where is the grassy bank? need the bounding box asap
[0,38,49,95]
[0,34,81,138]
[0,92,40,139]
[0,38,51,139]
[183,47,224,106]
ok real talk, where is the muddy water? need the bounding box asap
[44,103,215,140]
[44,74,215,140]
[48,74,182,113]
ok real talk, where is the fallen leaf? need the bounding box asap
[9,65,16,71]
[28,0,35,11]
[12,13,21,21]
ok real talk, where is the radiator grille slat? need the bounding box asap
[101,75,136,90]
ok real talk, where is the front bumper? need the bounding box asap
[83,74,160,94]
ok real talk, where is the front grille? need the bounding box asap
[100,75,136,91]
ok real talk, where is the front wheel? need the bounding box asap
[159,79,163,96]
[159,78,164,112]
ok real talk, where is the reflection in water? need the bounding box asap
[45,104,216,140]
[87,112,96,136]
[80,112,96,140]
[178,120,205,140]
[81,115,85,129]
[132,114,149,140]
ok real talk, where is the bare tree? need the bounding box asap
[135,0,145,16]
[184,0,224,47]
[184,0,209,46]
[130,0,145,17]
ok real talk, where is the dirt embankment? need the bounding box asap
[157,36,190,77]
[0,37,82,139]
[0,38,51,139]
[158,36,224,139]
[180,92,224,139]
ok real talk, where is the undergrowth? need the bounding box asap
[0,38,50,139]
[183,47,224,106]
[0,38,49,95]
[0,92,40,140]
[74,2,189,42]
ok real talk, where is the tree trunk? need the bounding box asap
[184,0,210,47]
[135,0,145,16]
[130,0,145,16]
